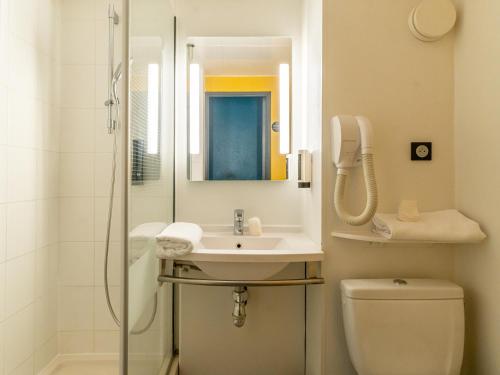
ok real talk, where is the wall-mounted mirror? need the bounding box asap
[186,37,292,181]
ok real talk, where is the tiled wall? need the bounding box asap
[57,0,123,355]
[0,0,60,373]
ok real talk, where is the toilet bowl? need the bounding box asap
[341,278,464,375]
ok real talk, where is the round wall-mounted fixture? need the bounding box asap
[409,0,457,42]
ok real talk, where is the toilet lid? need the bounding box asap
[341,278,464,300]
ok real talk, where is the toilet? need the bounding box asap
[341,279,464,375]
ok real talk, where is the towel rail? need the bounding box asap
[157,274,324,287]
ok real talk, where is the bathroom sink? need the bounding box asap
[175,232,323,280]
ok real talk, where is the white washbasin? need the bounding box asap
[175,232,323,280]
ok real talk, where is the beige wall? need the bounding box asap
[453,0,500,373]
[321,0,456,373]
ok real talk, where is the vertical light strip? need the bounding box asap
[147,63,159,154]
[279,63,290,154]
[189,63,201,155]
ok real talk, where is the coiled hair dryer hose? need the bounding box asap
[332,116,378,226]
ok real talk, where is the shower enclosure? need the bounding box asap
[119,0,176,373]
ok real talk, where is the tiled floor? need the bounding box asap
[50,361,118,375]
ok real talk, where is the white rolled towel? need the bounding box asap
[129,222,168,263]
[130,222,167,242]
[373,209,486,242]
[156,222,203,258]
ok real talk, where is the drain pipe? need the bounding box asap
[232,286,248,327]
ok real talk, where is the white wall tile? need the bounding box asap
[6,201,36,259]
[94,242,121,286]
[53,0,125,359]
[59,242,94,286]
[36,199,59,249]
[58,287,93,331]
[5,252,35,317]
[62,0,96,20]
[4,304,34,374]
[95,109,114,152]
[38,103,60,152]
[59,198,94,242]
[6,147,36,202]
[0,146,6,203]
[59,153,94,197]
[9,356,34,375]
[2,0,61,368]
[0,1,8,87]
[61,20,96,65]
[36,151,59,200]
[95,65,107,109]
[8,0,37,44]
[94,286,120,331]
[0,262,5,321]
[36,0,58,55]
[94,197,121,242]
[0,321,4,375]
[0,204,5,262]
[94,331,119,353]
[0,85,7,145]
[60,108,95,152]
[58,331,93,354]
[35,295,57,349]
[7,38,37,99]
[7,93,36,148]
[61,65,95,108]
[35,244,58,300]
[34,335,57,374]
[34,52,52,102]
[94,153,121,197]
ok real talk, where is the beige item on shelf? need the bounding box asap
[247,217,262,236]
[398,200,420,222]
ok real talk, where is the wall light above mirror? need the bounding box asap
[187,36,292,181]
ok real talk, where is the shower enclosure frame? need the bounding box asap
[119,0,130,373]
[119,1,177,373]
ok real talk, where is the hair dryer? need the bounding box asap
[331,115,378,226]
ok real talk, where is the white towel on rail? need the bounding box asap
[372,209,486,242]
[156,222,203,258]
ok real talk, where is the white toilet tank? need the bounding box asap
[341,279,464,375]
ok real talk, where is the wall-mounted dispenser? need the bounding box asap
[409,0,456,42]
[331,116,378,226]
[298,149,311,188]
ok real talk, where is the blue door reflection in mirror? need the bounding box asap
[206,93,270,180]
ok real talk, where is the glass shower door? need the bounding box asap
[123,0,176,373]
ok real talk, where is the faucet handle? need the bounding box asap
[234,209,244,218]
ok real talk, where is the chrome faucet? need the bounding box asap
[234,209,244,235]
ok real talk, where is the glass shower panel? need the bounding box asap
[126,0,175,373]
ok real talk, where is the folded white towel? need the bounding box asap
[373,209,486,242]
[156,222,203,258]
[130,222,168,242]
[129,222,167,263]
